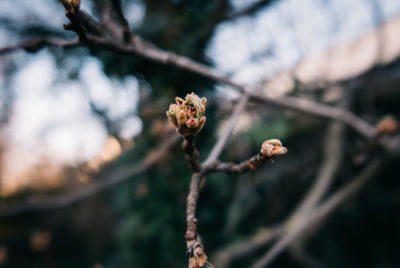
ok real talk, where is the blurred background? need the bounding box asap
[0,0,400,267]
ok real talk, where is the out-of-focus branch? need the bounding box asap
[0,134,179,218]
[0,37,80,55]
[251,158,382,268]
[110,0,131,42]
[227,0,277,20]
[203,94,249,166]
[292,122,344,217]
[248,92,375,139]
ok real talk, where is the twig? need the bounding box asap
[206,153,270,174]
[293,122,344,217]
[110,0,131,42]
[0,37,80,55]
[182,136,202,173]
[0,134,179,218]
[185,172,208,268]
[247,92,375,139]
[227,0,277,20]
[251,158,382,268]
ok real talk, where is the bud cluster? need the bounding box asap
[166,93,207,137]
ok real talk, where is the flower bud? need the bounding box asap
[261,139,287,157]
[166,92,207,137]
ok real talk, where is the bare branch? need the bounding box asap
[207,153,268,174]
[0,37,80,55]
[205,136,287,175]
[247,92,375,139]
[110,0,132,42]
[182,136,202,173]
[292,122,344,217]
[227,0,276,20]
[185,173,208,268]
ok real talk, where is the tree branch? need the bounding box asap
[207,153,271,174]
[0,37,80,55]
[227,0,277,20]
[185,172,209,268]
[292,122,344,217]
[182,136,202,173]
[110,0,131,42]
[247,92,375,139]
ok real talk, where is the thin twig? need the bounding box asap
[206,153,269,174]
[0,37,80,55]
[247,92,375,139]
[110,0,131,42]
[182,136,202,173]
[185,172,208,268]
[293,122,344,217]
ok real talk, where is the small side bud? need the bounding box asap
[166,92,207,137]
[261,139,287,157]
